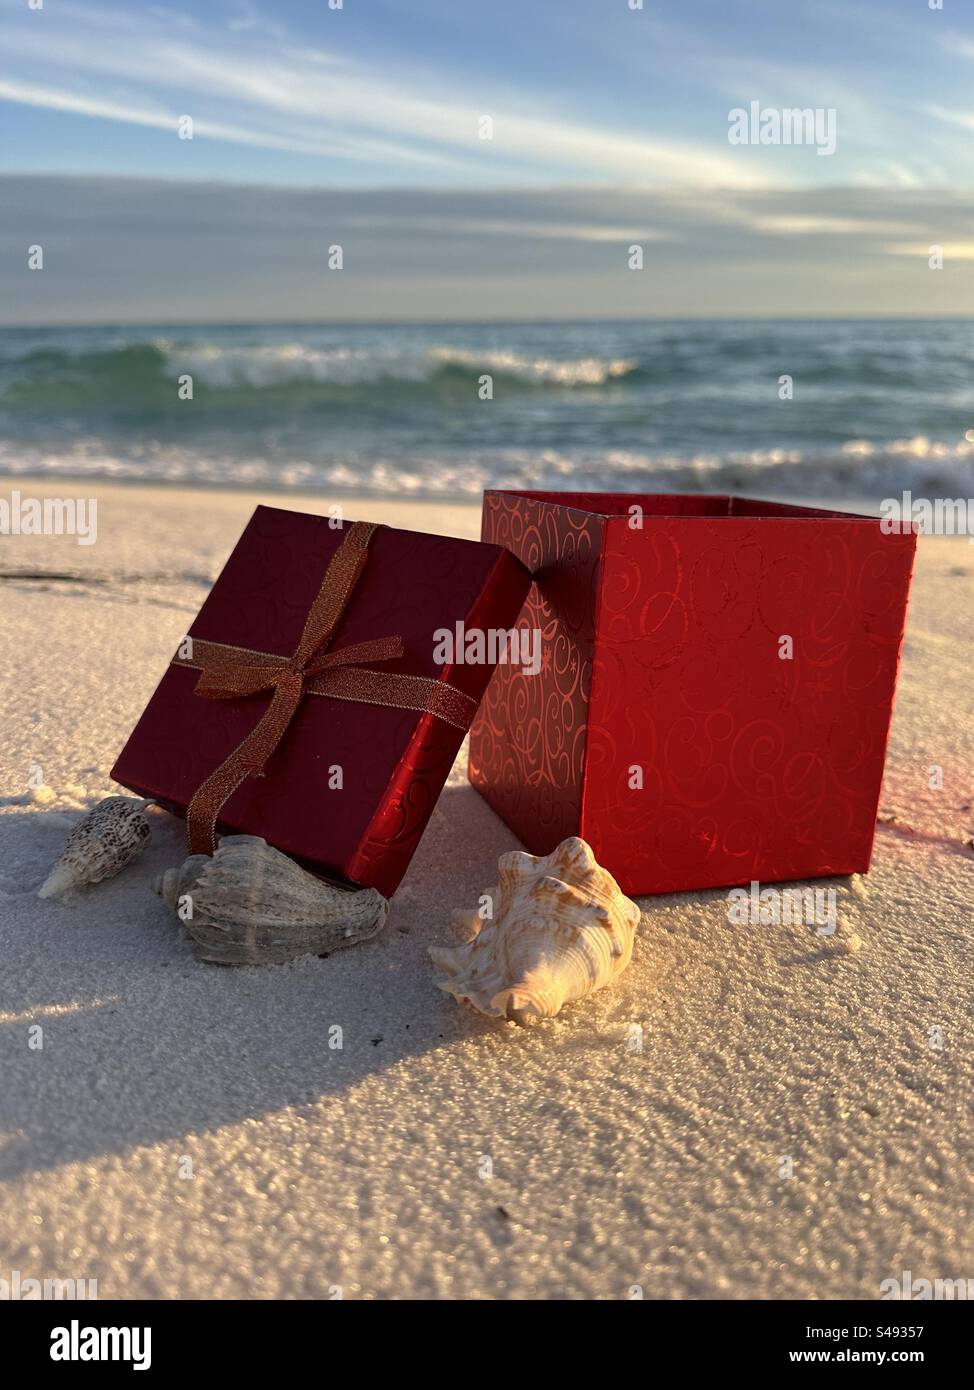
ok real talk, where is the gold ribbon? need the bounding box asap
[170,520,477,855]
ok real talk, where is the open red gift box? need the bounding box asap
[112,506,530,896]
[469,490,917,895]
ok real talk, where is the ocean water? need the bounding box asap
[0,319,972,502]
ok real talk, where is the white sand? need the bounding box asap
[1,478,972,1300]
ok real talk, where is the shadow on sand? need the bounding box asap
[0,783,514,1179]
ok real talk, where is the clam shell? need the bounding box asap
[38,795,153,899]
[154,834,388,965]
[429,836,640,1023]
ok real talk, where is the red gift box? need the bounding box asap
[112,506,530,896]
[469,490,917,895]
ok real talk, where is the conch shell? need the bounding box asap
[430,836,640,1023]
[154,834,388,965]
[38,795,153,899]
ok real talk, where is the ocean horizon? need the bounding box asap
[1,317,972,503]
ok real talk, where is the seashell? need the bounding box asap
[38,795,154,899]
[153,834,388,965]
[429,836,640,1024]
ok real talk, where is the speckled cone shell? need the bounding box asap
[154,834,389,965]
[429,836,641,1023]
[37,795,153,898]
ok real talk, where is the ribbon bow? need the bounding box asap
[171,520,476,855]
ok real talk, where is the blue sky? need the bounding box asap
[4,0,974,188]
[2,0,973,320]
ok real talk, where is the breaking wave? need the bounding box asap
[1,435,971,504]
[2,318,972,503]
[0,339,640,405]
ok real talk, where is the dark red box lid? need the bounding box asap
[112,506,530,895]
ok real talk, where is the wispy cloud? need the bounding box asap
[0,78,471,169]
[885,241,974,261]
[925,103,974,134]
[0,0,763,187]
[3,0,970,192]
[749,214,917,236]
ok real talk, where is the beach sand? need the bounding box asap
[1,478,971,1300]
